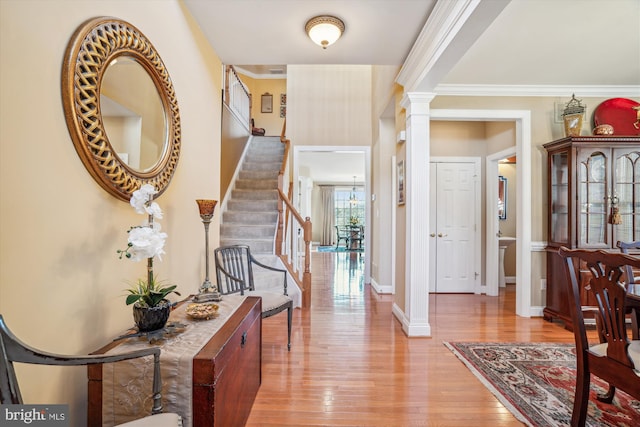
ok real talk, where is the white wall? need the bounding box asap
[0,1,222,424]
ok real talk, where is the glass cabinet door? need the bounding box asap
[614,149,640,243]
[550,151,569,243]
[578,150,609,247]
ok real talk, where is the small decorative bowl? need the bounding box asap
[186,303,219,320]
[593,124,614,135]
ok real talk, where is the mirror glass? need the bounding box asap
[498,175,507,220]
[101,57,167,172]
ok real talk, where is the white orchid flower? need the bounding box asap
[127,225,167,262]
[130,184,159,214]
[145,202,163,219]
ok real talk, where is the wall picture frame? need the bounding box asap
[261,93,273,113]
[397,160,405,205]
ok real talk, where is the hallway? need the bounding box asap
[246,251,574,426]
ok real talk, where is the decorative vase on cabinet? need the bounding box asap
[543,135,640,330]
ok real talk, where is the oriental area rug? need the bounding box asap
[444,342,640,427]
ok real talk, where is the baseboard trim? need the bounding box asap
[529,306,544,317]
[392,303,432,337]
[371,278,393,294]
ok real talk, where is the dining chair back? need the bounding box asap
[558,247,640,426]
[0,314,181,426]
[350,225,364,249]
[617,240,640,340]
[335,225,350,249]
[617,240,640,284]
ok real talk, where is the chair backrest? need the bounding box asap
[558,247,640,368]
[214,245,255,295]
[617,240,640,284]
[0,314,163,413]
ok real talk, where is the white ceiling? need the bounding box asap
[182,0,640,183]
[297,151,366,185]
[183,0,436,67]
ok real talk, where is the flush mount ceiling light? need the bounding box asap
[305,15,345,49]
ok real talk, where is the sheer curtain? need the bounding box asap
[320,186,335,246]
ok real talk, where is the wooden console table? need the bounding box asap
[88,296,262,427]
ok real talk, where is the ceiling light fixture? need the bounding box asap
[305,15,345,49]
[350,176,358,205]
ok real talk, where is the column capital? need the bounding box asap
[400,92,436,115]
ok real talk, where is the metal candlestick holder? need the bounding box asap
[193,199,222,302]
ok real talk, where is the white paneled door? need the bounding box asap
[429,161,479,293]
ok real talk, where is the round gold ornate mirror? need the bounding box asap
[62,17,180,201]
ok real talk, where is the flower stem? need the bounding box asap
[147,210,154,287]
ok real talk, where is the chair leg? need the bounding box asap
[572,363,590,427]
[287,305,292,351]
[597,385,616,403]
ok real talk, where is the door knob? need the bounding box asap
[438,233,447,237]
[430,233,436,237]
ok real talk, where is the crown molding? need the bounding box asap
[435,84,640,98]
[396,0,480,92]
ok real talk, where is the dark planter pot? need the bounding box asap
[133,301,171,332]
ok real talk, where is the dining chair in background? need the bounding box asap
[617,240,640,339]
[335,225,350,249]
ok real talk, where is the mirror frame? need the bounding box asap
[62,17,180,202]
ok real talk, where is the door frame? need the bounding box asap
[293,145,372,282]
[486,146,517,297]
[429,157,481,293]
[430,109,532,318]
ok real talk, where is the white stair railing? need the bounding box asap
[224,65,251,129]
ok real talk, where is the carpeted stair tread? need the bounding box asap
[235,179,278,190]
[220,136,302,307]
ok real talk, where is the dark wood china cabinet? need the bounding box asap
[544,135,640,329]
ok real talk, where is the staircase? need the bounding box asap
[221,136,301,307]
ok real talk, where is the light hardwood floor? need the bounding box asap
[246,251,575,426]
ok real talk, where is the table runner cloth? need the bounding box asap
[102,294,247,427]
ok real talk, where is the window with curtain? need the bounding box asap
[335,187,365,226]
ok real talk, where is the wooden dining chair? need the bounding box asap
[335,225,350,249]
[350,225,364,249]
[617,240,640,339]
[214,245,293,350]
[558,247,640,427]
[0,315,181,426]
[617,241,640,284]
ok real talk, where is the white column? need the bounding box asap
[401,92,435,337]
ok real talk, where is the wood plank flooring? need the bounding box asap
[246,251,575,426]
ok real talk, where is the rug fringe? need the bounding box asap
[443,341,534,427]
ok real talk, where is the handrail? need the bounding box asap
[276,119,312,308]
[224,65,251,130]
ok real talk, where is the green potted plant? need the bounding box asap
[118,184,180,332]
[125,276,180,332]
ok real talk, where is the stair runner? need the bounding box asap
[220,136,301,307]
